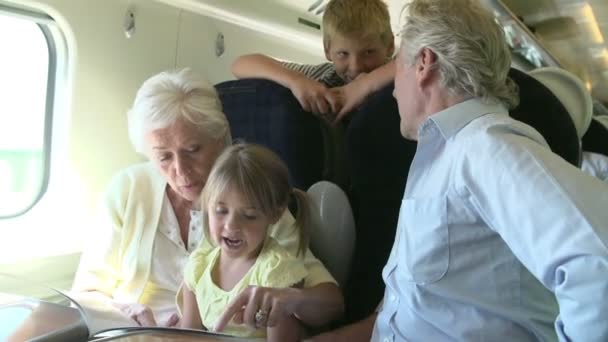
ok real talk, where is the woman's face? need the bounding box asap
[146,118,225,202]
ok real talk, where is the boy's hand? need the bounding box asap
[290,75,340,116]
[331,73,372,124]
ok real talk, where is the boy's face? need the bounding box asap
[325,32,394,82]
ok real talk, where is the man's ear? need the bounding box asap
[417,48,438,85]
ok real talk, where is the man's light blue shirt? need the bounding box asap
[371,98,608,342]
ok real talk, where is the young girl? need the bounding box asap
[180,143,311,341]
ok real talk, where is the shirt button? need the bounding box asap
[383,338,390,342]
[389,294,396,302]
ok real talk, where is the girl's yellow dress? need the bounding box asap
[183,237,308,338]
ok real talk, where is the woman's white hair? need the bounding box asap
[127,68,232,155]
[399,0,519,108]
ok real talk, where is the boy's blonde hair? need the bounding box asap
[322,0,393,49]
[201,143,311,256]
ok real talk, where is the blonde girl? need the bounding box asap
[180,143,311,342]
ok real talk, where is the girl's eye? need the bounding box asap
[242,210,259,220]
[337,51,348,58]
[214,206,227,215]
[365,49,376,55]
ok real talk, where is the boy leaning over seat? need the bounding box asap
[231,0,395,124]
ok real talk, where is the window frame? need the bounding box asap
[0,4,58,218]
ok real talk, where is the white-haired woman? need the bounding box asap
[72,69,343,329]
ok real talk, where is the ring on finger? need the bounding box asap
[255,309,269,327]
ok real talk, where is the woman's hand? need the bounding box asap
[213,286,302,332]
[113,303,179,327]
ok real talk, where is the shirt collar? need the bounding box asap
[424,98,508,140]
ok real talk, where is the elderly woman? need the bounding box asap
[72,68,343,329]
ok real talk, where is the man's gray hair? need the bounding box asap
[399,0,519,108]
[127,68,232,155]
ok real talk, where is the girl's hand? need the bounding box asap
[213,286,302,332]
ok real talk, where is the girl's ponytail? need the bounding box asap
[291,188,311,257]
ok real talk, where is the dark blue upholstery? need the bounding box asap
[215,79,327,190]
[508,68,580,166]
[343,83,417,323]
[582,118,608,157]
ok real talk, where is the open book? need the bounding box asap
[0,274,256,341]
[62,291,139,335]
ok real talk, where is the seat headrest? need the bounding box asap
[508,68,580,166]
[529,67,593,139]
[215,79,326,190]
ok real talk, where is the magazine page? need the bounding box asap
[61,291,138,335]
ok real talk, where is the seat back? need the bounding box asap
[215,79,330,190]
[307,181,355,287]
[529,67,593,142]
[343,83,417,323]
[508,68,581,166]
[583,116,608,157]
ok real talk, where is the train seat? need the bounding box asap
[527,67,607,180]
[307,181,355,288]
[215,78,336,190]
[508,68,581,166]
[529,67,593,142]
[343,83,417,323]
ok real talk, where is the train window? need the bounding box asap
[0,7,55,218]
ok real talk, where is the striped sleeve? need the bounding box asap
[281,61,345,87]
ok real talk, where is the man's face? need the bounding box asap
[393,50,422,140]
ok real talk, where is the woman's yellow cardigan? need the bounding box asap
[72,162,335,302]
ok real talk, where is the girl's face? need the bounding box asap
[207,186,274,260]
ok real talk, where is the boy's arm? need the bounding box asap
[332,59,396,123]
[231,54,339,114]
[180,286,204,329]
[232,53,301,88]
